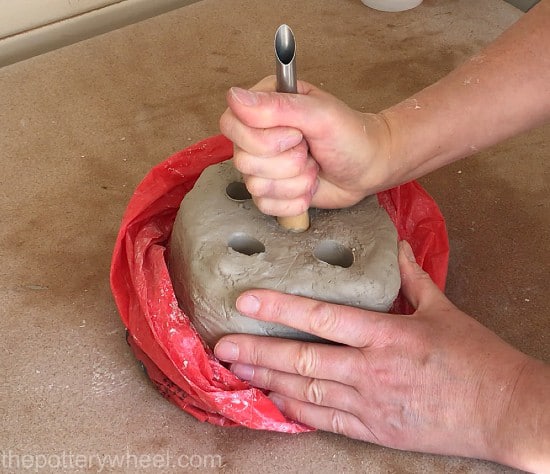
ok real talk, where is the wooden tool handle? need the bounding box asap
[277,213,310,232]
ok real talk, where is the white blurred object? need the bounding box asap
[0,0,197,67]
[361,0,422,12]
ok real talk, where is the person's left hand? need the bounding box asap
[213,240,538,466]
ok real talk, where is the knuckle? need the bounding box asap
[253,197,276,216]
[266,296,285,322]
[245,177,266,197]
[269,92,300,116]
[281,196,309,216]
[305,159,320,180]
[258,128,280,156]
[296,175,314,197]
[413,267,432,282]
[219,112,239,143]
[297,196,311,213]
[308,301,339,335]
[259,367,275,389]
[233,152,253,175]
[345,353,370,387]
[292,404,308,425]
[360,316,394,348]
[247,342,266,367]
[288,144,308,173]
[303,378,324,405]
[294,342,319,377]
[272,93,290,110]
[287,163,304,180]
[330,409,348,435]
[304,177,317,195]
[218,110,230,136]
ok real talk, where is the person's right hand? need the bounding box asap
[219,76,396,217]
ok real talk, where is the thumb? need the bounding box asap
[398,240,448,311]
[226,86,326,136]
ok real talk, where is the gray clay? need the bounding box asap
[168,160,400,348]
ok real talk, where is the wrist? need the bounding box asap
[359,112,403,194]
[491,358,550,472]
[377,99,445,186]
[374,103,438,190]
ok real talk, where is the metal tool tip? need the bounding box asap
[275,24,295,65]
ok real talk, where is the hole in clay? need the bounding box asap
[313,240,354,268]
[228,233,265,256]
[225,182,252,201]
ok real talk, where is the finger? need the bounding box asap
[398,240,450,311]
[233,139,309,179]
[252,194,311,217]
[230,363,362,413]
[218,76,312,144]
[233,291,389,347]
[245,158,318,200]
[220,109,303,157]
[218,77,317,142]
[268,394,379,443]
[214,336,363,385]
[225,86,333,139]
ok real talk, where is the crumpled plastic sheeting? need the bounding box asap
[110,134,449,432]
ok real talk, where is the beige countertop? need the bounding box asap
[1,0,547,472]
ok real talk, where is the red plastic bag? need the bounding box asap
[110,135,449,432]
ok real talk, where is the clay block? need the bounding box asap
[168,161,400,347]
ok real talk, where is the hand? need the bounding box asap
[219,76,395,216]
[214,241,549,470]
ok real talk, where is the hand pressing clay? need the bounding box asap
[168,161,400,348]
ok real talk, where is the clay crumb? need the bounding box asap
[25,284,48,290]
[470,53,486,64]
[405,98,421,110]
[462,77,480,85]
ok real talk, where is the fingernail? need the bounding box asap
[278,131,302,152]
[400,240,416,263]
[231,87,258,106]
[236,294,260,316]
[231,363,254,381]
[214,341,239,361]
[269,394,285,411]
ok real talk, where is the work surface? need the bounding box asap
[1,0,548,472]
